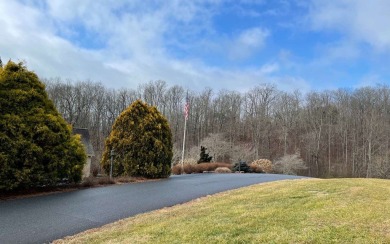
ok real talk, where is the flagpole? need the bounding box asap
[181,93,189,174]
[181,116,187,174]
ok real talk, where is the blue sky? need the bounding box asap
[1,0,390,92]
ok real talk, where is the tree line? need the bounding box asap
[44,78,390,179]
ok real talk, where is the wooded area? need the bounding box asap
[44,79,390,179]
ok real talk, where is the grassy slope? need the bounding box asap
[55,178,390,243]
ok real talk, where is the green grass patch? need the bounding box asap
[54,178,390,243]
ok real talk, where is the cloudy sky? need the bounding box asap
[1,0,390,92]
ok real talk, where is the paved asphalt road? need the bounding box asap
[0,173,306,243]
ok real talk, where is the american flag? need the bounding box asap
[184,96,189,120]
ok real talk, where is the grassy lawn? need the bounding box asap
[54,178,390,243]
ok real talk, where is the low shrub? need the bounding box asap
[81,176,116,187]
[249,164,264,173]
[171,163,232,174]
[195,163,232,173]
[232,162,251,173]
[194,163,209,173]
[274,153,307,175]
[171,164,195,174]
[81,177,98,187]
[172,165,182,175]
[172,158,201,174]
[251,159,273,173]
[215,167,232,173]
[183,164,195,174]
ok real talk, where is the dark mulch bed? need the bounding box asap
[0,176,160,201]
[0,185,82,201]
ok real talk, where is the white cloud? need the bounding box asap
[0,0,308,93]
[301,0,390,89]
[0,1,130,87]
[238,27,268,48]
[229,27,269,59]
[308,0,390,51]
[259,62,279,74]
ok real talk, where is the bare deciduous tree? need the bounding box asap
[44,78,390,179]
[274,152,307,175]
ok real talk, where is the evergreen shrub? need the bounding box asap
[101,100,172,178]
[197,146,212,163]
[0,61,86,191]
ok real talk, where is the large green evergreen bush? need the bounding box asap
[101,100,172,178]
[0,61,86,191]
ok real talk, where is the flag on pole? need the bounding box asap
[184,96,189,120]
[181,93,189,174]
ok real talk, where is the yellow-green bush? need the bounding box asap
[101,100,172,178]
[0,61,86,191]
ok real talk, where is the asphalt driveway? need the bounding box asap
[0,173,306,243]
